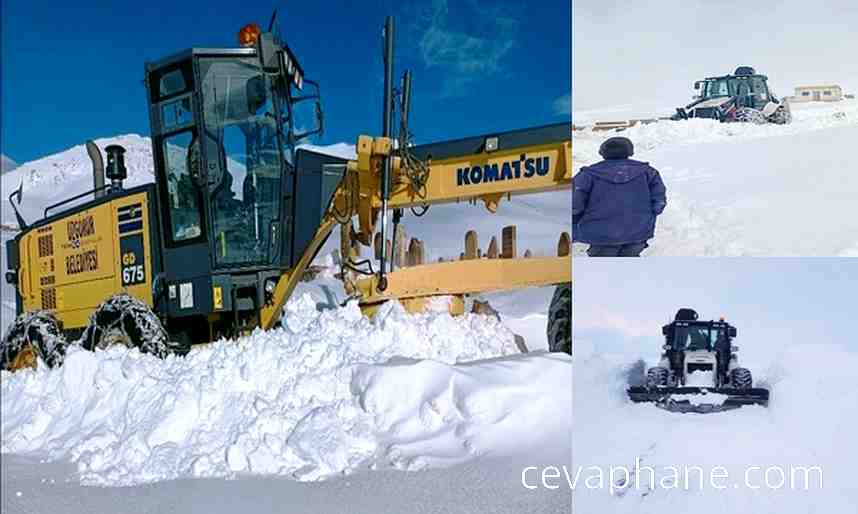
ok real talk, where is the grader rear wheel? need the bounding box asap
[1,311,67,371]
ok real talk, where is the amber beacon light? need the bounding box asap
[238,23,261,47]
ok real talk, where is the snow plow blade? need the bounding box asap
[627,386,769,413]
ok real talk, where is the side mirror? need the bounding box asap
[662,325,670,336]
[694,81,701,90]
[256,32,280,74]
[731,345,739,352]
[293,79,324,141]
[662,344,671,351]
[728,326,737,338]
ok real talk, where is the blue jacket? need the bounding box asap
[572,159,667,245]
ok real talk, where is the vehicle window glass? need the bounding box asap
[162,96,194,131]
[705,80,729,98]
[683,326,711,351]
[200,58,282,267]
[163,131,202,241]
[751,77,767,98]
[160,69,186,97]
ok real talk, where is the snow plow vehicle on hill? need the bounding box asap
[627,308,769,413]
[672,66,792,125]
[2,17,572,372]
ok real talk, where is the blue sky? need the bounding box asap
[0,0,570,164]
[574,258,858,361]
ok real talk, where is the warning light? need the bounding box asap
[238,23,261,47]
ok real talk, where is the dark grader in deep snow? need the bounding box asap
[627,308,770,413]
[672,66,792,125]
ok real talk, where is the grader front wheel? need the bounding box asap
[81,293,177,357]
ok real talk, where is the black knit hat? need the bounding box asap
[599,137,634,160]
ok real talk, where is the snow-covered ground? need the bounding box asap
[572,259,858,512]
[573,99,858,256]
[2,283,570,480]
[573,345,857,512]
[1,136,570,512]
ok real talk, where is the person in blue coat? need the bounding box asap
[572,137,667,257]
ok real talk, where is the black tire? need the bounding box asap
[769,105,792,125]
[735,107,767,124]
[81,293,175,357]
[730,367,753,389]
[547,283,571,354]
[1,311,67,371]
[646,366,669,387]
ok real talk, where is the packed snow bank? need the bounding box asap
[1,294,569,486]
[353,352,570,471]
[573,100,858,256]
[573,99,858,168]
[572,344,858,512]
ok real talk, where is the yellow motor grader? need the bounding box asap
[2,16,572,371]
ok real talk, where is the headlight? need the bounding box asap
[265,279,277,294]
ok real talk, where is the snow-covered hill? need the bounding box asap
[573,100,858,256]
[1,154,17,174]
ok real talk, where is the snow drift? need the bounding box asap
[572,342,858,512]
[1,294,570,486]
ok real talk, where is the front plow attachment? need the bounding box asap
[627,386,770,413]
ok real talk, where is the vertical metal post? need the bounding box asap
[389,70,410,274]
[378,15,395,291]
[401,70,412,135]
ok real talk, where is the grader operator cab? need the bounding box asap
[140,33,341,343]
[627,308,769,413]
[2,17,573,371]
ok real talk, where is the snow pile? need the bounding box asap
[0,294,571,486]
[573,344,858,512]
[684,370,714,387]
[669,392,728,406]
[352,351,570,472]
[573,100,858,256]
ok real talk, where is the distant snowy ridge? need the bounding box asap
[1,154,17,173]
[0,135,355,224]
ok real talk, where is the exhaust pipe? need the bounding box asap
[86,141,106,198]
[105,145,127,192]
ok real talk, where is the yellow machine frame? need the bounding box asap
[260,133,573,329]
[17,190,155,331]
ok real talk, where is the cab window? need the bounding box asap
[162,131,203,241]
